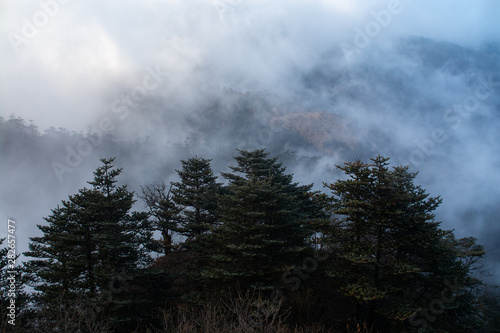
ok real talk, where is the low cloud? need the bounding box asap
[1,0,499,280]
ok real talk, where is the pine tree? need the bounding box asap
[24,158,158,330]
[200,149,321,292]
[322,156,486,331]
[24,204,89,300]
[171,156,221,241]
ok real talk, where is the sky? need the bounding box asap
[1,0,499,130]
[1,0,500,282]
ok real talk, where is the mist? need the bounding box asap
[1,0,499,283]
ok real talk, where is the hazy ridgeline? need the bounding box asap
[2,36,500,284]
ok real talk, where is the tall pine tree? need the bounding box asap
[171,156,221,241]
[322,156,486,332]
[25,158,158,329]
[200,149,321,292]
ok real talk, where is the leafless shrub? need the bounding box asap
[224,288,288,332]
[154,290,375,333]
[28,294,112,333]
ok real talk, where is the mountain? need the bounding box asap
[1,36,499,282]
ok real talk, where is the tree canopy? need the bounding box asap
[16,152,496,332]
[322,156,487,331]
[24,158,161,329]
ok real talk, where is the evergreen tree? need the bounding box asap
[24,204,89,300]
[24,158,158,330]
[322,156,486,332]
[171,156,221,241]
[200,149,321,292]
[140,157,220,254]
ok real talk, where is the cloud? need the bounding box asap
[1,0,498,131]
[0,0,499,282]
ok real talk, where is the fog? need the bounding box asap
[1,0,499,282]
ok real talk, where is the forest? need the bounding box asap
[1,131,499,331]
[2,0,500,330]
